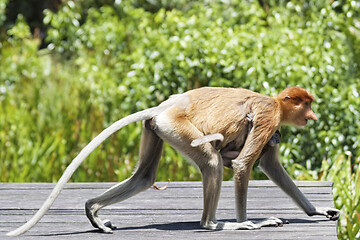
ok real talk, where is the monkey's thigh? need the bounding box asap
[153,109,220,167]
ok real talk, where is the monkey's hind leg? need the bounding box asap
[85,121,163,233]
[153,111,224,231]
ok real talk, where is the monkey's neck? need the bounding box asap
[273,97,288,126]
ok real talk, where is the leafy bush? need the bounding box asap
[42,0,360,177]
[1,1,360,239]
[321,153,360,239]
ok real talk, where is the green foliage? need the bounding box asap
[1,1,360,238]
[0,0,360,223]
[41,0,360,176]
[321,153,360,239]
[0,0,8,26]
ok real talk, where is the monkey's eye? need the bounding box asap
[304,101,310,106]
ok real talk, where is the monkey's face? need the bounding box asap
[278,87,317,127]
[292,101,318,127]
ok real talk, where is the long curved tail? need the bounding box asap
[6,107,161,236]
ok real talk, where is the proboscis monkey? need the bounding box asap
[7,86,340,236]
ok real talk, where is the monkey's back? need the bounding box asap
[185,87,275,148]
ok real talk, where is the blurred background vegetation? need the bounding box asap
[0,0,359,238]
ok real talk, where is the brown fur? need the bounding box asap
[277,86,315,103]
[186,87,281,152]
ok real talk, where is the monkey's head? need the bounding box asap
[276,86,318,127]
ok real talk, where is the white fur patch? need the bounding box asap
[191,133,224,147]
[153,110,175,137]
[158,92,190,111]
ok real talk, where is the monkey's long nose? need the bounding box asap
[308,110,318,121]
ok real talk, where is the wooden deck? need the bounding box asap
[1,181,337,239]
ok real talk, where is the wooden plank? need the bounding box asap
[0,180,334,189]
[0,188,334,202]
[0,181,338,239]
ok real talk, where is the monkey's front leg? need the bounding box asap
[194,146,260,231]
[232,160,251,223]
[259,145,340,221]
[228,160,283,230]
[204,160,263,231]
[220,160,259,230]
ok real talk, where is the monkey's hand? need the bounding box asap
[311,207,340,221]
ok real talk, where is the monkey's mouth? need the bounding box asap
[300,118,309,126]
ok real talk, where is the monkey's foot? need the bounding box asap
[86,202,115,233]
[103,219,117,230]
[203,220,260,230]
[89,216,115,233]
[89,216,114,233]
[89,215,115,233]
[221,221,261,230]
[256,217,283,228]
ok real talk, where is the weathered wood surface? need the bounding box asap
[1,181,337,239]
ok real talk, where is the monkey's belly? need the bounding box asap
[220,130,282,169]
